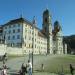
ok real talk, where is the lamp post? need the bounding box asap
[32,16,36,73]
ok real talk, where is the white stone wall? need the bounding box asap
[6,47,23,55]
[37,35,47,54]
[53,40,57,54]
[56,31,63,54]
[49,34,53,54]
[3,23,23,46]
[23,23,33,54]
[64,43,67,54]
[22,22,47,54]
[0,44,6,55]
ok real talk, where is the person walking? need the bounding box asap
[27,60,32,75]
[3,53,7,63]
[70,64,74,75]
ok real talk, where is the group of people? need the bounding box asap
[19,60,32,75]
[1,59,32,75]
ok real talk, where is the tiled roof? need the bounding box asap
[4,17,32,26]
[3,17,39,29]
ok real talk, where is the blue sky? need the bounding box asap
[0,0,75,36]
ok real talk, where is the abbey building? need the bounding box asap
[0,9,67,55]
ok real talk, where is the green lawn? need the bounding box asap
[33,55,75,74]
[4,54,75,75]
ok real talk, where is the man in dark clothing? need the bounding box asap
[3,53,7,63]
[20,63,27,75]
[70,64,74,75]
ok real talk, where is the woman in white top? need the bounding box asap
[27,60,32,75]
[1,64,7,75]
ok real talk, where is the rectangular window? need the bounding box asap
[17,35,20,39]
[29,44,30,48]
[13,29,15,33]
[25,43,26,47]
[9,25,11,28]
[35,39,36,42]
[35,44,36,48]
[29,36,31,40]
[17,29,20,32]
[13,24,16,27]
[9,30,11,34]
[18,24,20,27]
[4,31,6,34]
[5,26,7,29]
[12,35,15,39]
[25,36,26,39]
[26,24,27,27]
[32,38,33,41]
[8,36,10,40]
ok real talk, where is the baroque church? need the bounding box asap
[0,9,67,55]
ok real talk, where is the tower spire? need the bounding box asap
[46,3,48,10]
[20,12,23,18]
[42,9,53,54]
[32,16,37,27]
[20,14,22,18]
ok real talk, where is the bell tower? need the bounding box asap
[42,9,53,54]
[54,21,63,54]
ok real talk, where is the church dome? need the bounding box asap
[54,21,59,27]
[43,8,49,15]
[54,21,62,32]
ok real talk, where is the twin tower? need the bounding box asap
[42,9,65,54]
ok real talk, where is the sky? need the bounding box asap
[0,0,75,36]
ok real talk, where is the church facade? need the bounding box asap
[0,9,67,55]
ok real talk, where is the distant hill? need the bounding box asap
[63,35,75,54]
